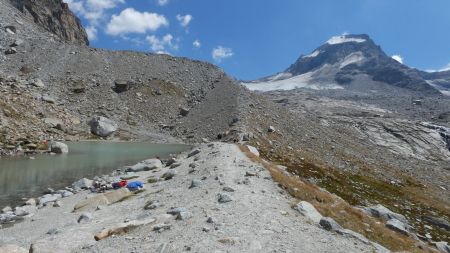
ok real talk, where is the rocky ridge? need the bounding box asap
[9,0,88,45]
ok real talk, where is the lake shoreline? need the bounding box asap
[0,141,190,209]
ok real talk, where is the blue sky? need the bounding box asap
[66,0,450,80]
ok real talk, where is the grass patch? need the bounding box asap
[239,144,436,252]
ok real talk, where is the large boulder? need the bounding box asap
[72,178,93,189]
[114,80,133,93]
[73,188,132,212]
[125,159,162,172]
[294,201,322,223]
[50,142,68,154]
[88,116,117,137]
[385,218,409,235]
[364,204,408,223]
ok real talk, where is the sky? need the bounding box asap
[66,0,450,80]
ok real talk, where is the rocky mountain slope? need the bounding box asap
[0,0,242,149]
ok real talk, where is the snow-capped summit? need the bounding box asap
[244,34,441,95]
[326,34,367,45]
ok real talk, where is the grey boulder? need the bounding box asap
[88,116,118,137]
[50,141,68,154]
[294,201,322,223]
[385,218,409,235]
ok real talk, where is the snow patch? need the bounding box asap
[427,80,450,96]
[340,52,365,69]
[304,50,321,58]
[243,70,343,92]
[327,35,366,45]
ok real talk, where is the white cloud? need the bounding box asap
[106,8,168,36]
[212,46,233,62]
[66,0,124,24]
[392,55,403,64]
[193,39,201,48]
[146,34,178,53]
[86,0,124,10]
[176,14,193,27]
[85,26,98,40]
[157,0,169,6]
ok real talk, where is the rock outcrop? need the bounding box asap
[10,0,89,45]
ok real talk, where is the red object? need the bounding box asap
[118,180,127,187]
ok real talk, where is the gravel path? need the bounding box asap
[0,143,378,252]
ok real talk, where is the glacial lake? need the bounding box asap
[0,141,190,209]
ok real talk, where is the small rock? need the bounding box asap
[187,149,200,158]
[144,200,161,210]
[202,226,210,232]
[268,126,276,132]
[245,171,257,177]
[161,170,177,180]
[170,163,181,169]
[77,212,93,224]
[180,107,189,116]
[25,198,36,206]
[10,39,24,47]
[165,157,177,166]
[222,186,235,192]
[46,228,60,235]
[2,206,12,213]
[189,179,202,189]
[5,47,17,55]
[206,217,216,224]
[176,211,192,220]
[41,95,56,104]
[246,145,260,157]
[5,25,17,34]
[319,217,342,231]
[218,193,233,203]
[167,207,188,216]
[153,223,171,232]
[53,201,62,207]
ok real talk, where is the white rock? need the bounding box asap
[246,145,260,157]
[294,201,322,223]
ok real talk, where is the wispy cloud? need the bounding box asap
[212,46,233,62]
[193,39,201,48]
[157,0,169,6]
[106,8,168,36]
[146,34,179,53]
[176,14,193,28]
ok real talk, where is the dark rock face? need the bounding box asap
[10,0,89,45]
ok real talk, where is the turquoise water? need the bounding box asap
[0,141,189,208]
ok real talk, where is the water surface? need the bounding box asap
[0,141,189,208]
